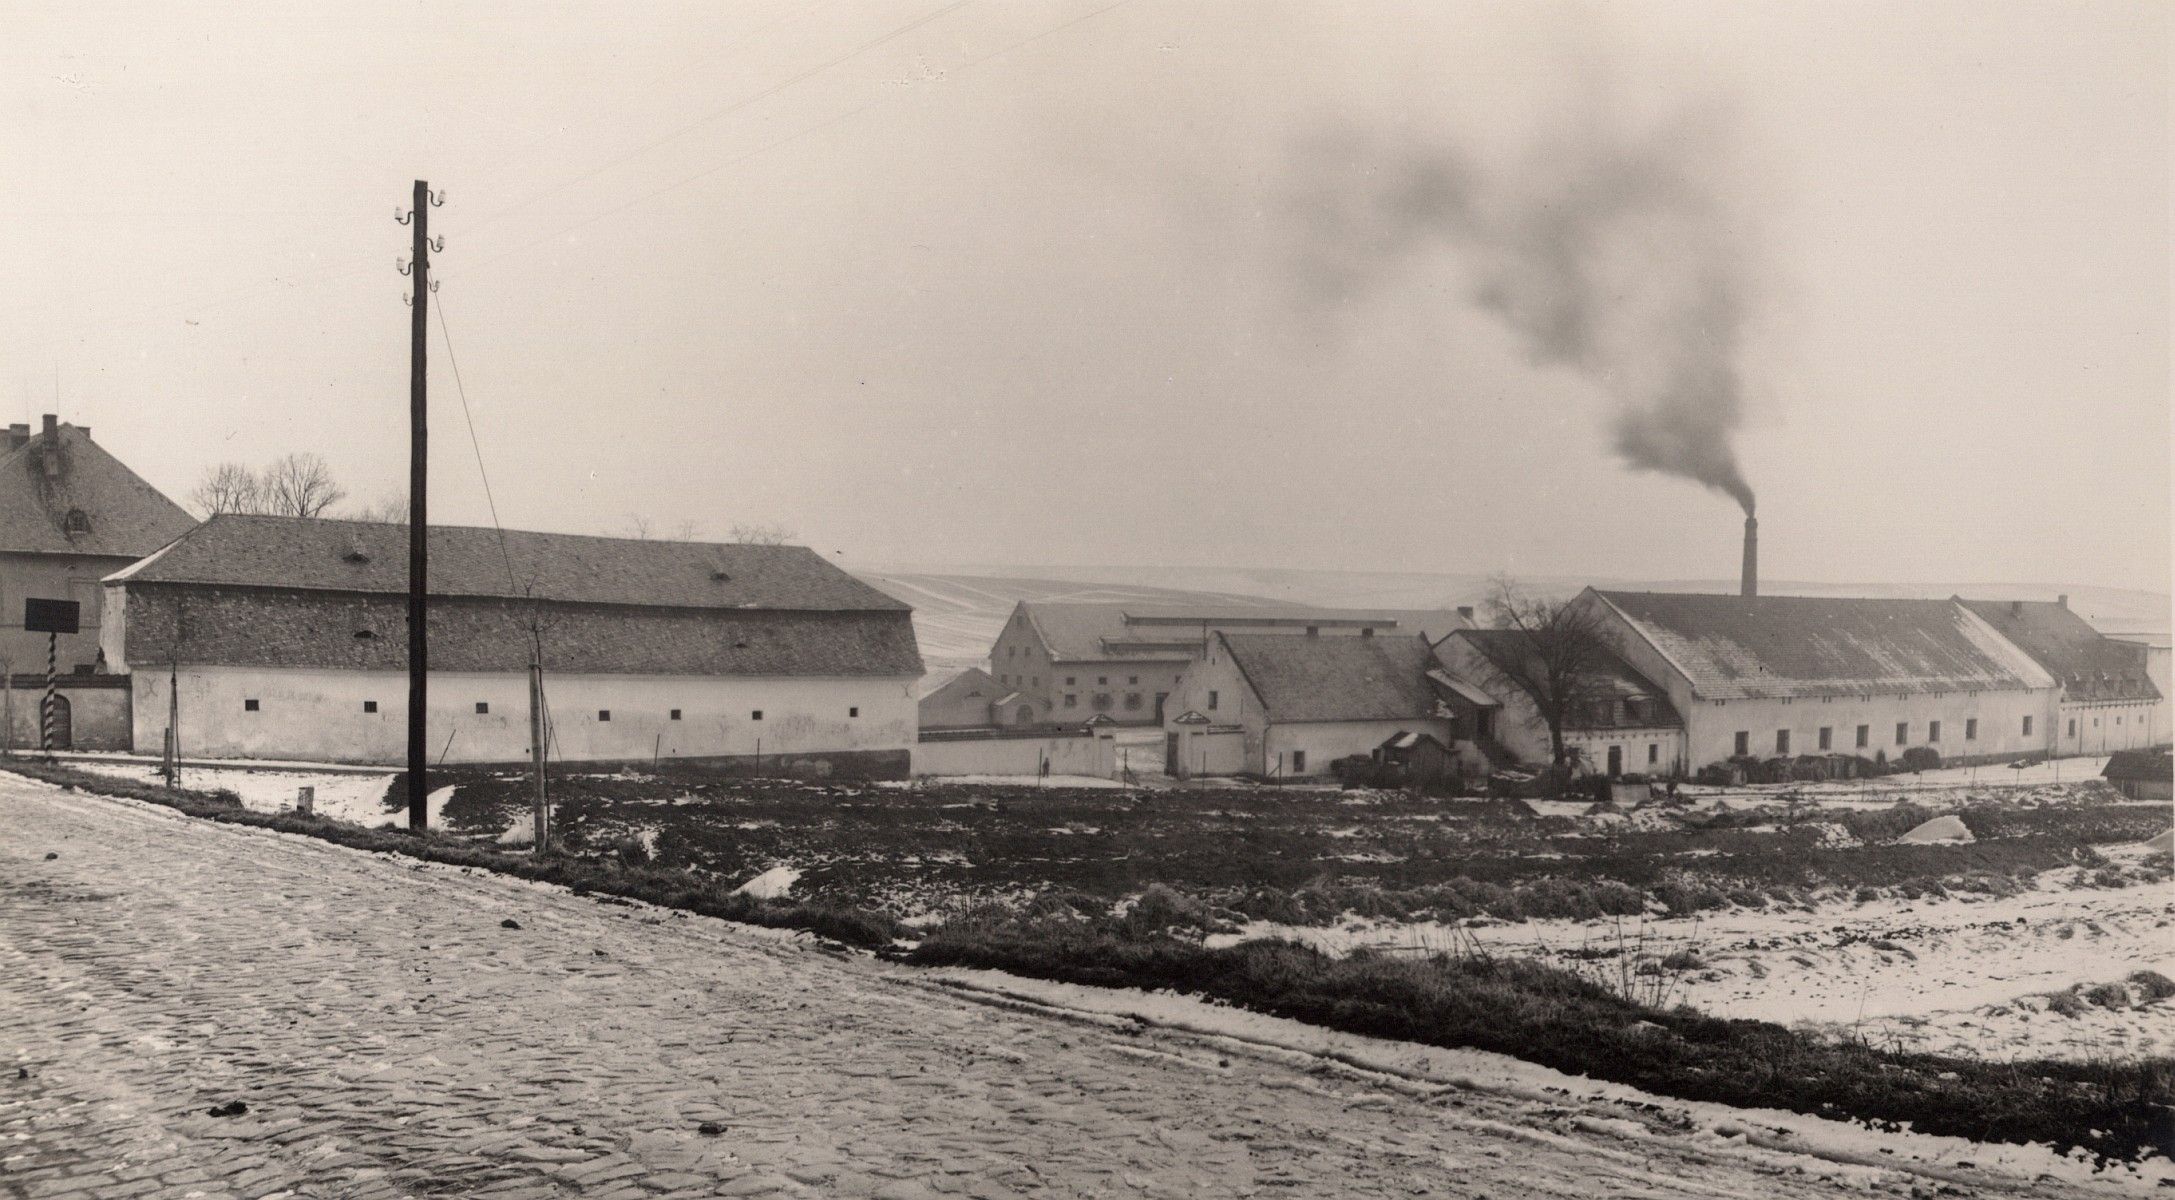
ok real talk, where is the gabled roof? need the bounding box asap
[1427,668,1500,709]
[0,422,195,557]
[1218,632,1438,723]
[2102,749,2171,782]
[1590,591,2054,701]
[1016,600,1470,662]
[110,514,910,613]
[1439,628,1681,729]
[1957,599,2161,702]
[922,667,1000,705]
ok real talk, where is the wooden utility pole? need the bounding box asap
[529,661,548,848]
[403,180,436,830]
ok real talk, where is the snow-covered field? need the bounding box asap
[1211,841,2174,1062]
[61,758,419,827]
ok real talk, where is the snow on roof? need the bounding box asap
[1591,591,2055,701]
[1219,632,1438,723]
[1957,599,2161,702]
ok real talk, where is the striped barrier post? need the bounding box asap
[41,631,55,757]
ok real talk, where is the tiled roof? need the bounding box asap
[1957,599,2161,703]
[111,514,909,612]
[118,587,922,677]
[1592,591,2053,701]
[1219,632,1438,723]
[2102,749,2171,783]
[0,423,195,557]
[1020,601,1468,662]
[1440,628,1681,729]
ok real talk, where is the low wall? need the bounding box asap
[0,674,130,752]
[913,732,1115,778]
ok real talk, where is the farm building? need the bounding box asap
[0,415,195,750]
[918,666,1005,730]
[101,515,923,773]
[2101,749,2172,801]
[1161,631,1449,779]
[987,600,1471,727]
[1959,598,2167,754]
[1578,590,2059,774]
[1430,628,1686,779]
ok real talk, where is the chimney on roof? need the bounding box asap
[2011,600,2024,617]
[3,424,25,452]
[1740,515,1758,598]
[2057,594,2068,609]
[1456,605,1475,621]
[39,414,60,478]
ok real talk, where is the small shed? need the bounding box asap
[1375,729,1456,785]
[2102,750,2172,801]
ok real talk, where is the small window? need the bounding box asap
[670,709,682,721]
[598,709,611,722]
[363,700,378,713]
[2068,718,2077,737]
[1031,677,1039,687]
[752,710,764,721]
[244,698,260,712]
[1360,627,1374,638]
[1123,693,1142,711]
[1928,720,1941,743]
[475,701,489,714]
[1895,722,1909,746]
[1733,731,1749,756]
[1856,724,1870,748]
[2022,715,2034,736]
[1291,750,1307,772]
[1208,690,1219,711]
[1127,675,1138,685]
[1965,718,1977,741]
[1305,625,1319,637]
[848,706,859,718]
[1818,726,1832,751]
[1775,729,1790,755]
[1065,676,1075,685]
[62,508,90,536]
[1647,743,1658,764]
[1063,694,1077,708]
[1097,676,1108,685]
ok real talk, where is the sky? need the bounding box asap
[4,1,2167,592]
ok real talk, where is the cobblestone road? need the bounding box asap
[0,779,2114,1198]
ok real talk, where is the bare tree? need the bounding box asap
[260,453,347,518]
[347,492,411,524]
[190,462,265,516]
[1468,576,1618,783]
[727,521,796,545]
[623,514,654,540]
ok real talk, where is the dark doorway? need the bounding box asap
[1605,745,1622,778]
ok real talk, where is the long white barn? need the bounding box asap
[103,515,923,775]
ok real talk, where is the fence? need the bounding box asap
[912,730,1116,779]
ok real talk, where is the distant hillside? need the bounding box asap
[854,561,2169,688]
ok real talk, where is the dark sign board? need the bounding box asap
[23,598,80,635]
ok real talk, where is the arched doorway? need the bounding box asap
[1016,705,1035,726]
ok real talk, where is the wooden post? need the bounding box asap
[406,179,432,830]
[529,662,547,849]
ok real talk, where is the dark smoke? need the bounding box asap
[1295,95,1760,515]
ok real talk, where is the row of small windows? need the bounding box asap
[245,701,859,720]
[1063,692,1163,711]
[1733,715,2028,757]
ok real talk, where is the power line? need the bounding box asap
[460,0,1136,277]
[453,0,972,242]
[432,296,522,597]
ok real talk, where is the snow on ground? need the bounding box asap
[1682,755,2118,806]
[922,967,2175,1195]
[62,759,416,827]
[1210,861,2175,1061]
[890,773,1133,789]
[736,864,802,898]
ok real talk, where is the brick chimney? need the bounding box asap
[3,424,26,452]
[1740,515,1758,598]
[39,414,60,477]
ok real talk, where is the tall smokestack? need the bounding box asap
[1740,515,1758,597]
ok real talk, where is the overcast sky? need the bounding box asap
[5,1,2167,592]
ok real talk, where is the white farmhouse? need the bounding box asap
[1578,590,2058,772]
[102,515,922,774]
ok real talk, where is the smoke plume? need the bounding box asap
[1295,94,1761,515]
